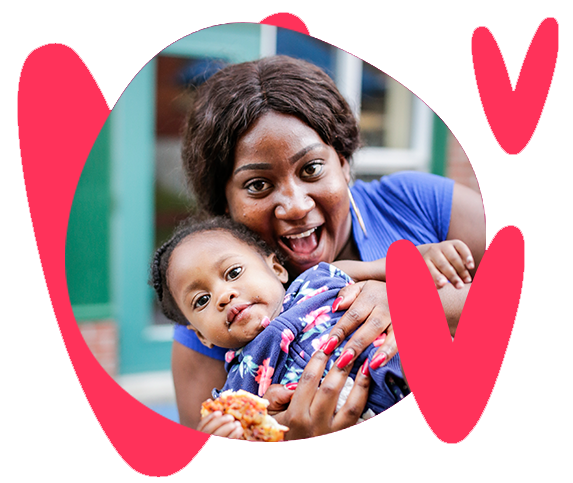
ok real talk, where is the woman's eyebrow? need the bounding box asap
[234,162,273,175]
[288,143,324,164]
[234,143,326,175]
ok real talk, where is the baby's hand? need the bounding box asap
[422,240,474,289]
[197,411,244,439]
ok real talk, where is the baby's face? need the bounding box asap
[168,231,288,349]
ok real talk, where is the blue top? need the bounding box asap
[220,262,405,415]
[173,171,455,359]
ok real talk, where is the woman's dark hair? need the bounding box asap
[182,55,361,215]
[150,215,281,327]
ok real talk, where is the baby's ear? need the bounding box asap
[267,253,289,284]
[186,324,214,348]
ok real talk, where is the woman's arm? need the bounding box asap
[446,182,486,272]
[438,282,471,337]
[171,341,227,429]
[322,182,486,369]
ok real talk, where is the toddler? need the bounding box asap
[151,216,475,438]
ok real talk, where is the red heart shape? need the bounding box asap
[386,226,524,443]
[261,12,309,34]
[472,18,558,154]
[17,14,309,472]
[18,44,209,476]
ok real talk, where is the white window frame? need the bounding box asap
[335,50,434,176]
[260,27,434,178]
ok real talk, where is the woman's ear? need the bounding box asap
[339,156,351,184]
[266,253,289,284]
[186,324,214,349]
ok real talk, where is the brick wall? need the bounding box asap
[79,320,118,377]
[445,133,480,193]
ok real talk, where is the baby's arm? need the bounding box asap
[197,411,244,439]
[333,239,474,289]
[331,259,385,282]
[417,239,474,289]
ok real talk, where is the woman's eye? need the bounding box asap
[245,179,270,193]
[227,267,243,280]
[301,162,323,178]
[194,294,210,309]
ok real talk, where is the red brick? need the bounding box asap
[445,134,480,193]
[78,320,118,377]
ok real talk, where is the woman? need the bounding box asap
[172,55,485,439]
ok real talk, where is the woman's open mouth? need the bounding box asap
[280,226,321,255]
[278,226,326,272]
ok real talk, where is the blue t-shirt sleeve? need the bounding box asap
[350,171,454,261]
[173,324,228,360]
[378,171,453,240]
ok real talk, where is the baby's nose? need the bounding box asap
[218,289,237,308]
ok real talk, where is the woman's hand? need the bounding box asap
[326,280,396,371]
[263,350,371,440]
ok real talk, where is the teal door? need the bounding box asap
[67,23,267,375]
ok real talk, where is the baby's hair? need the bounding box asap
[150,215,282,327]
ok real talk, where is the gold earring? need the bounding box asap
[348,188,368,237]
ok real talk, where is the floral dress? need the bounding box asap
[220,262,408,417]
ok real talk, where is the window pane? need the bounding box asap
[276,28,336,78]
[360,61,412,149]
[154,55,224,325]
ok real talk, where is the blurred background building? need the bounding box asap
[65,23,479,423]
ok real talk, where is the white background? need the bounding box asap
[2,1,572,481]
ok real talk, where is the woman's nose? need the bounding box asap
[274,184,315,220]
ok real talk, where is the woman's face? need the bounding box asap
[225,112,352,276]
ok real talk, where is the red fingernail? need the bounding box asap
[373,333,387,347]
[285,383,298,390]
[369,353,387,370]
[361,359,370,376]
[332,296,343,312]
[336,349,354,369]
[323,336,338,355]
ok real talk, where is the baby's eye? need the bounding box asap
[194,294,210,309]
[226,267,243,280]
[301,161,323,178]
